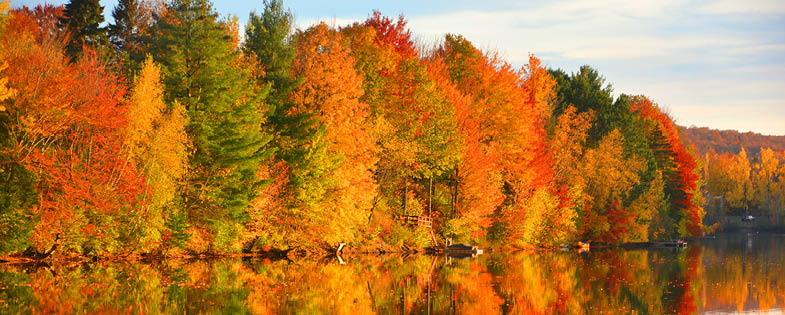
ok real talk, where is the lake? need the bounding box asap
[1,231,784,314]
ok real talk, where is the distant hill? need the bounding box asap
[679,126,785,156]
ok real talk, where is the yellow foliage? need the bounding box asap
[0,62,13,105]
[125,57,189,250]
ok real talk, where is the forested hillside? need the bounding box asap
[0,0,713,258]
[680,126,785,156]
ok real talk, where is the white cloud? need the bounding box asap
[293,0,785,135]
[697,0,785,15]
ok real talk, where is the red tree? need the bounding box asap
[632,96,703,236]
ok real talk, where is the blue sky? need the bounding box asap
[13,0,785,135]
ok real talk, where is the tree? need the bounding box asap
[58,0,108,59]
[149,0,274,252]
[0,2,39,254]
[2,7,149,255]
[426,57,501,240]
[342,14,460,222]
[435,35,554,244]
[108,0,152,70]
[287,23,378,246]
[243,0,294,110]
[631,95,704,236]
[752,148,782,214]
[123,57,189,251]
[577,130,646,242]
[242,0,318,242]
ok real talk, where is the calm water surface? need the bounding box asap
[1,232,784,314]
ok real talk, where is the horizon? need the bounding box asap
[12,0,785,136]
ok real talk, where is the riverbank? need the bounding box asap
[0,239,709,265]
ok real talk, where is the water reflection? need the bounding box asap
[1,232,784,314]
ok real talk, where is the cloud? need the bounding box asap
[291,0,785,135]
[696,0,785,15]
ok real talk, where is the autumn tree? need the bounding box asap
[0,1,39,254]
[123,57,189,252]
[631,95,704,237]
[424,57,501,240]
[752,148,784,214]
[1,7,147,255]
[577,130,646,242]
[149,0,274,252]
[726,147,752,212]
[241,0,316,246]
[284,23,378,247]
[341,13,460,242]
[434,34,555,245]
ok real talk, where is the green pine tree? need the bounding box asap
[58,0,109,59]
[242,0,326,213]
[149,0,274,252]
[108,0,151,72]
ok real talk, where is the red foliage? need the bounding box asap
[362,11,417,58]
[605,202,631,243]
[632,96,702,236]
[3,10,146,249]
[7,4,65,43]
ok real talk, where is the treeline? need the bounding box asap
[704,147,785,222]
[0,0,706,257]
[680,126,785,156]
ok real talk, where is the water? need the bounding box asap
[1,232,784,314]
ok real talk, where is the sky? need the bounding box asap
[12,0,785,135]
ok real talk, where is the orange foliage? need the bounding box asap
[2,9,145,252]
[290,23,378,245]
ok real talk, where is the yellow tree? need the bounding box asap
[578,130,646,242]
[549,105,593,240]
[752,148,781,214]
[777,151,785,220]
[726,148,753,211]
[124,57,189,251]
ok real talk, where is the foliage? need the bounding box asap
[0,3,727,255]
[58,0,108,59]
[108,0,152,73]
[148,0,274,252]
[123,57,189,251]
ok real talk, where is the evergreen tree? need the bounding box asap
[243,0,324,213]
[108,0,151,68]
[149,0,274,252]
[58,0,108,59]
[243,0,295,113]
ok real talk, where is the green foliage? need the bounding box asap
[243,0,295,111]
[59,0,109,58]
[0,160,37,254]
[384,224,430,249]
[149,0,274,252]
[549,66,616,144]
[164,204,191,250]
[108,0,151,74]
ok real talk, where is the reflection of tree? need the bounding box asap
[1,240,784,313]
[701,234,785,312]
